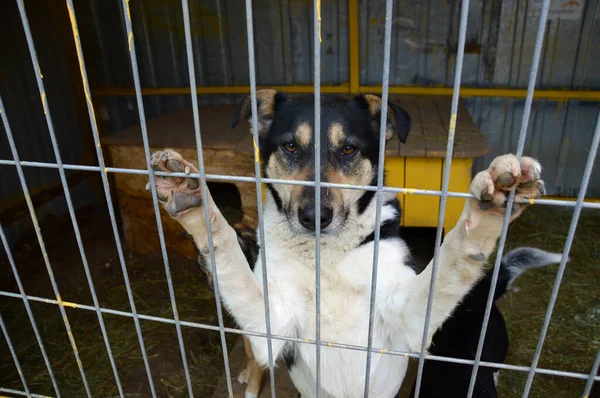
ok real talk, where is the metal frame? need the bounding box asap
[1,0,599,397]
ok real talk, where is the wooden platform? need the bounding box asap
[102,95,489,261]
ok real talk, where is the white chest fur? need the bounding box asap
[251,199,417,397]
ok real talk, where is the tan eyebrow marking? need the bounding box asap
[296,122,312,146]
[328,122,345,147]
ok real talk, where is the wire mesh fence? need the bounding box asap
[1,0,599,398]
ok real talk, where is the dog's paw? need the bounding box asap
[465,154,544,234]
[237,366,251,384]
[148,149,207,218]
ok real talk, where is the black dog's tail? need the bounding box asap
[492,248,565,301]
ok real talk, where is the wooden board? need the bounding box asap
[387,96,489,158]
[102,96,489,159]
[101,105,249,150]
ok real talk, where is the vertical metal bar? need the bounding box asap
[0,312,30,396]
[0,225,59,397]
[363,0,394,396]
[35,2,128,396]
[412,0,470,396]
[412,1,470,396]
[6,3,99,386]
[466,1,551,396]
[244,1,277,396]
[0,90,90,397]
[521,111,600,397]
[118,0,193,396]
[180,0,234,396]
[66,2,158,396]
[313,0,322,396]
[582,346,600,398]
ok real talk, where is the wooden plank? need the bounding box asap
[403,158,442,227]
[101,105,248,151]
[384,156,406,226]
[118,195,197,260]
[102,96,489,158]
[443,158,473,236]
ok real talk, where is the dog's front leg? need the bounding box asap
[400,154,545,351]
[148,149,297,365]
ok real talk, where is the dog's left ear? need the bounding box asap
[231,88,288,136]
[353,94,411,143]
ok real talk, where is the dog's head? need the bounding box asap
[232,89,411,235]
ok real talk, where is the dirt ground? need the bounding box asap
[0,194,598,397]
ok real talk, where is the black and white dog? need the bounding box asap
[147,90,546,397]
[413,247,562,397]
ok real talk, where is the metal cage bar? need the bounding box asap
[413,0,471,396]
[314,0,323,395]
[0,312,30,396]
[3,160,598,209]
[244,0,278,395]
[521,109,600,397]
[0,387,52,398]
[466,1,552,396]
[0,90,92,397]
[180,0,235,395]
[118,0,196,396]
[0,225,59,396]
[363,0,394,396]
[1,0,599,396]
[63,0,159,395]
[1,289,599,383]
[582,346,600,398]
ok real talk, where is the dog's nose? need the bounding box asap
[298,205,333,230]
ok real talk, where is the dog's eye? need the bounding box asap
[341,145,357,155]
[283,142,298,153]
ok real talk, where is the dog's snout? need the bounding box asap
[298,204,333,230]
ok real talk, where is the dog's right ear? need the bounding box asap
[231,88,288,135]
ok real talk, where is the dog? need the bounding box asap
[412,247,563,397]
[147,89,546,397]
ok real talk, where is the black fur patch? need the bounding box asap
[283,343,297,369]
[357,190,375,215]
[359,199,401,245]
[266,183,284,213]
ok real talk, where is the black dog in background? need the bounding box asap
[411,248,562,398]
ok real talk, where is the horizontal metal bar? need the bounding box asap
[1,289,598,382]
[92,85,600,101]
[0,387,52,398]
[1,159,598,209]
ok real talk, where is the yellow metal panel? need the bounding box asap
[384,156,406,226]
[93,84,350,96]
[93,85,600,101]
[443,158,472,236]
[404,158,442,227]
[359,86,600,101]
